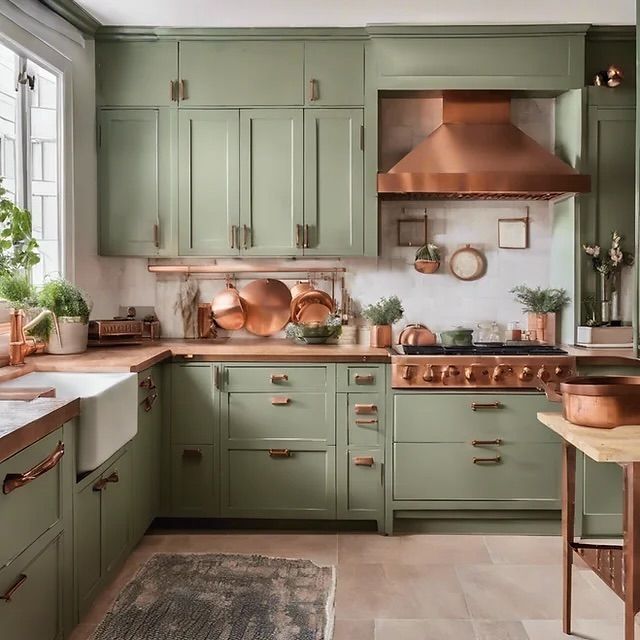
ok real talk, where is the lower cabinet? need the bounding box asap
[0,532,63,640]
[75,449,132,618]
[170,445,217,517]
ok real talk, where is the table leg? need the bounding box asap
[562,442,576,635]
[623,462,640,640]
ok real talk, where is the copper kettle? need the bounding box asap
[398,323,437,346]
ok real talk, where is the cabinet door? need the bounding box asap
[170,364,216,444]
[178,110,240,255]
[305,41,364,106]
[75,479,101,617]
[304,110,363,256]
[337,447,384,519]
[170,445,216,516]
[240,110,303,255]
[101,453,132,578]
[96,41,178,107]
[179,41,304,107]
[98,109,177,256]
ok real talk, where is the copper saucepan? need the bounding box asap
[240,279,292,337]
[398,323,437,346]
[211,282,246,331]
[542,376,640,429]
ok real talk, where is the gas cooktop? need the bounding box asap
[396,343,568,356]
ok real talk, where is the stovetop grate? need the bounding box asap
[399,344,569,356]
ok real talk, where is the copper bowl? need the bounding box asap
[546,376,640,429]
[240,279,292,337]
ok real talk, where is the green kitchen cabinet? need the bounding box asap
[170,444,217,517]
[305,41,364,106]
[337,447,384,520]
[98,108,177,256]
[239,110,303,255]
[303,109,364,255]
[179,41,304,106]
[178,110,240,255]
[96,41,178,107]
[170,363,217,444]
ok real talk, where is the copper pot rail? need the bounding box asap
[147,264,346,277]
[3,442,65,495]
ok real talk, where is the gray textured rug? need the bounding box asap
[93,553,335,640]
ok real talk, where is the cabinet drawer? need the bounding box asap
[226,392,333,444]
[0,430,64,568]
[170,445,216,517]
[222,447,335,518]
[393,442,561,502]
[337,365,385,392]
[0,534,62,640]
[339,448,384,516]
[341,393,383,446]
[225,365,327,392]
[393,393,559,444]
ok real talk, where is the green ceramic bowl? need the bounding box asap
[440,327,474,347]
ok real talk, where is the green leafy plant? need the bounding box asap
[415,243,440,262]
[362,295,404,326]
[0,273,36,308]
[0,179,40,278]
[511,285,570,314]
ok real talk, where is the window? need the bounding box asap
[0,40,61,286]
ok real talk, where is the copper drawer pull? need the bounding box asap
[473,456,502,464]
[169,80,177,101]
[471,439,502,446]
[354,374,374,385]
[303,224,310,249]
[355,419,378,425]
[471,402,502,411]
[3,442,64,495]
[1,574,27,602]
[153,223,160,248]
[230,225,237,249]
[178,79,186,100]
[141,393,158,412]
[139,376,156,391]
[354,404,377,414]
[93,471,119,492]
[243,225,250,249]
[309,78,319,102]
[269,449,291,458]
[353,456,375,467]
[182,448,202,459]
[296,224,302,249]
[271,396,290,405]
[270,373,289,383]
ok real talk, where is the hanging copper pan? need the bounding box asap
[291,290,335,322]
[240,279,292,336]
[297,302,332,324]
[211,282,246,331]
[290,281,313,299]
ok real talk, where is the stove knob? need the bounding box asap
[555,366,568,378]
[537,366,550,383]
[492,365,509,382]
[519,366,533,382]
[449,366,460,377]
[464,366,475,382]
[401,365,414,381]
[422,365,434,383]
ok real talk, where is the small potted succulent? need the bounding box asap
[511,285,570,344]
[414,243,441,274]
[362,295,404,348]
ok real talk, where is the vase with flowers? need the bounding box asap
[583,231,634,325]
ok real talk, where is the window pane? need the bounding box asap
[0,43,18,203]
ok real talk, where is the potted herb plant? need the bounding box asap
[34,277,92,354]
[362,295,404,348]
[510,285,570,344]
[414,243,441,274]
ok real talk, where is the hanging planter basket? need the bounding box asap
[414,260,440,274]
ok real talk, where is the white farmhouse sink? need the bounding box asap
[0,371,138,473]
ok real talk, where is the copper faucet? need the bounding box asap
[8,308,55,366]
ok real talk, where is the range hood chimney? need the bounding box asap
[377,91,590,201]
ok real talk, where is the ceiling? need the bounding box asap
[75,0,634,28]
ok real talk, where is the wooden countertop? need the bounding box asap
[563,345,640,366]
[0,398,80,464]
[538,411,640,463]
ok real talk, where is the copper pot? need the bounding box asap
[398,323,437,346]
[370,325,392,348]
[290,281,313,299]
[543,376,640,429]
[291,289,334,322]
[240,279,292,337]
[211,283,246,331]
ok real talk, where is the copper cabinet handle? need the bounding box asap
[230,225,237,249]
[295,224,302,249]
[354,404,377,414]
[309,78,319,102]
[353,456,374,467]
[178,79,186,101]
[3,442,64,495]
[271,396,290,405]
[169,80,177,101]
[355,418,378,425]
[139,376,156,391]
[0,574,27,602]
[153,223,159,248]
[92,470,119,492]
[471,402,502,411]
[243,225,250,249]
[471,439,502,446]
[141,393,158,412]
[354,374,375,385]
[269,449,291,458]
[473,456,502,464]
[182,448,202,458]
[303,224,310,249]
[270,373,289,383]
[214,365,220,390]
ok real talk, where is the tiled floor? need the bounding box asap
[70,532,634,640]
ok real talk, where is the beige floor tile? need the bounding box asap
[67,623,96,640]
[484,535,562,565]
[473,620,529,639]
[338,533,492,565]
[455,564,623,621]
[374,619,476,639]
[335,563,469,620]
[333,619,375,640]
[522,619,640,640]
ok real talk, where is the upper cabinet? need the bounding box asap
[96,42,178,107]
[179,41,304,106]
[305,41,364,106]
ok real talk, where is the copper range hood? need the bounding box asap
[377,91,590,201]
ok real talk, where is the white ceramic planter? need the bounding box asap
[47,316,89,354]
